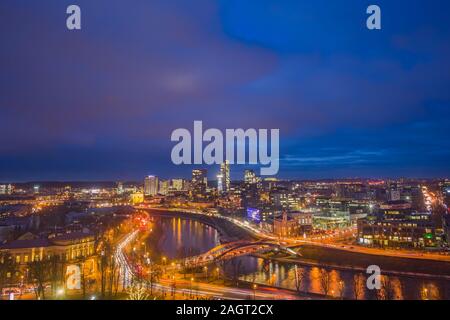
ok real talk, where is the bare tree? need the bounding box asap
[214,262,222,282]
[420,283,440,300]
[127,281,149,300]
[97,238,114,298]
[145,259,163,297]
[113,265,121,297]
[28,258,50,300]
[319,268,332,297]
[108,254,119,298]
[352,274,365,300]
[49,255,64,297]
[377,276,396,300]
[230,259,243,287]
[97,252,108,298]
[294,265,305,294]
[80,263,88,299]
[0,253,17,299]
[337,280,345,299]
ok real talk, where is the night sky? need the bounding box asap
[1,0,449,181]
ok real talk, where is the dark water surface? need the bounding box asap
[150,216,450,300]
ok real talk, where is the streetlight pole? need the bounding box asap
[171,276,176,297]
[162,256,167,274]
[204,266,208,281]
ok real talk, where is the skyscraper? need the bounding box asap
[191,169,207,198]
[171,179,185,191]
[144,175,159,196]
[0,184,13,195]
[220,160,230,193]
[244,169,256,184]
[217,174,224,193]
[159,180,169,195]
[242,169,261,214]
[116,181,124,194]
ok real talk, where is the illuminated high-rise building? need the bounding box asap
[159,180,169,195]
[244,169,256,184]
[217,174,224,193]
[191,169,207,197]
[220,160,230,193]
[116,181,124,194]
[0,184,12,195]
[144,175,159,196]
[388,182,401,201]
[171,179,185,191]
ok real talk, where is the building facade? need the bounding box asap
[191,169,207,199]
[144,175,159,196]
[357,216,441,248]
[220,161,230,193]
[273,212,300,238]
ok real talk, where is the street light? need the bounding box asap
[339,281,344,298]
[171,275,176,297]
[253,284,257,300]
[190,277,194,298]
[423,287,429,300]
[56,288,65,299]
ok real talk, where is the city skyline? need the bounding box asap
[1,171,449,184]
[1,168,449,301]
[2,1,450,304]
[1,0,450,181]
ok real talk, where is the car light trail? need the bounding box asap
[115,230,139,288]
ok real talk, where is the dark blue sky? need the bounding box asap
[1,0,449,181]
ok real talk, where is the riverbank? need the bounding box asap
[143,208,257,243]
[141,208,450,280]
[254,244,450,280]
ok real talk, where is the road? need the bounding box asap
[228,215,450,262]
[114,229,307,300]
[157,277,307,300]
[137,206,450,263]
[114,230,140,288]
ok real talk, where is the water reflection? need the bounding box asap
[152,216,449,300]
[239,257,448,300]
[148,216,220,260]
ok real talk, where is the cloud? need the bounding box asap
[0,0,449,179]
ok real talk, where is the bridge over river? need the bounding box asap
[175,240,300,267]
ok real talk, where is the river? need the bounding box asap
[146,215,449,300]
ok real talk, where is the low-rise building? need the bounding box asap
[0,231,96,264]
[357,216,441,248]
[443,214,450,246]
[290,211,313,235]
[273,212,300,238]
